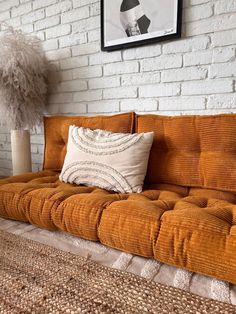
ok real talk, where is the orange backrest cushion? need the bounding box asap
[136,113,236,193]
[43,112,135,171]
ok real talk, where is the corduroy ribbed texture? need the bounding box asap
[1,172,236,284]
[137,114,236,193]
[43,112,135,171]
[1,113,236,284]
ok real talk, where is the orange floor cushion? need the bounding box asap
[52,189,128,241]
[1,112,236,285]
[155,195,236,283]
[0,171,236,284]
[0,171,58,229]
[137,113,236,193]
[98,190,183,258]
[43,112,135,171]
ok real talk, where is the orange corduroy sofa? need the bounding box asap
[1,112,236,284]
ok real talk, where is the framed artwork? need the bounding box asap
[101,0,182,51]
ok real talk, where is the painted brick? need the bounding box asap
[72,42,100,56]
[104,61,139,76]
[141,55,182,72]
[183,3,213,22]
[35,15,60,31]
[89,51,122,65]
[182,80,234,95]
[209,61,236,78]
[90,2,100,16]
[0,167,12,175]
[163,36,210,54]
[190,0,211,5]
[33,0,57,10]
[60,56,88,70]
[61,6,89,24]
[162,67,207,82]
[30,145,38,154]
[60,70,73,81]
[73,65,102,79]
[212,29,236,47]
[5,17,21,27]
[32,153,43,164]
[215,0,236,15]
[46,1,72,17]
[212,47,236,63]
[32,163,41,172]
[139,84,181,98]
[0,0,19,12]
[59,33,87,48]
[12,2,31,17]
[186,13,236,37]
[31,135,44,145]
[88,77,120,90]
[58,80,87,92]
[47,103,60,114]
[207,94,236,109]
[46,24,71,39]
[103,87,137,100]
[123,45,162,60]
[88,29,100,42]
[183,50,212,66]
[74,90,102,102]
[120,99,158,112]
[49,93,74,104]
[121,72,161,86]
[22,9,44,24]
[73,0,97,8]
[72,15,100,33]
[159,96,206,111]
[0,142,11,152]
[88,101,119,113]
[0,135,7,142]
[59,103,87,114]
[37,145,44,155]
[0,159,12,169]
[0,10,10,21]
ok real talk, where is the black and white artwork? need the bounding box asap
[101,0,182,51]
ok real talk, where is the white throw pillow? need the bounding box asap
[59,126,154,193]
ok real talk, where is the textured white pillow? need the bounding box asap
[59,126,154,193]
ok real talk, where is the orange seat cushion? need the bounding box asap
[98,191,183,258]
[136,114,236,193]
[155,196,236,283]
[0,173,236,284]
[43,112,135,171]
[0,171,59,229]
[52,190,128,241]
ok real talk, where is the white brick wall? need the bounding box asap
[0,0,235,175]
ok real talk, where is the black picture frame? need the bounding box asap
[101,0,182,52]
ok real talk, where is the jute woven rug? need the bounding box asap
[0,230,235,314]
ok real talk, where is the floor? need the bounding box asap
[0,217,236,305]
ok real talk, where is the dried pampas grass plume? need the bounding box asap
[0,26,49,130]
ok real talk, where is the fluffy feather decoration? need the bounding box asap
[0,27,48,130]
